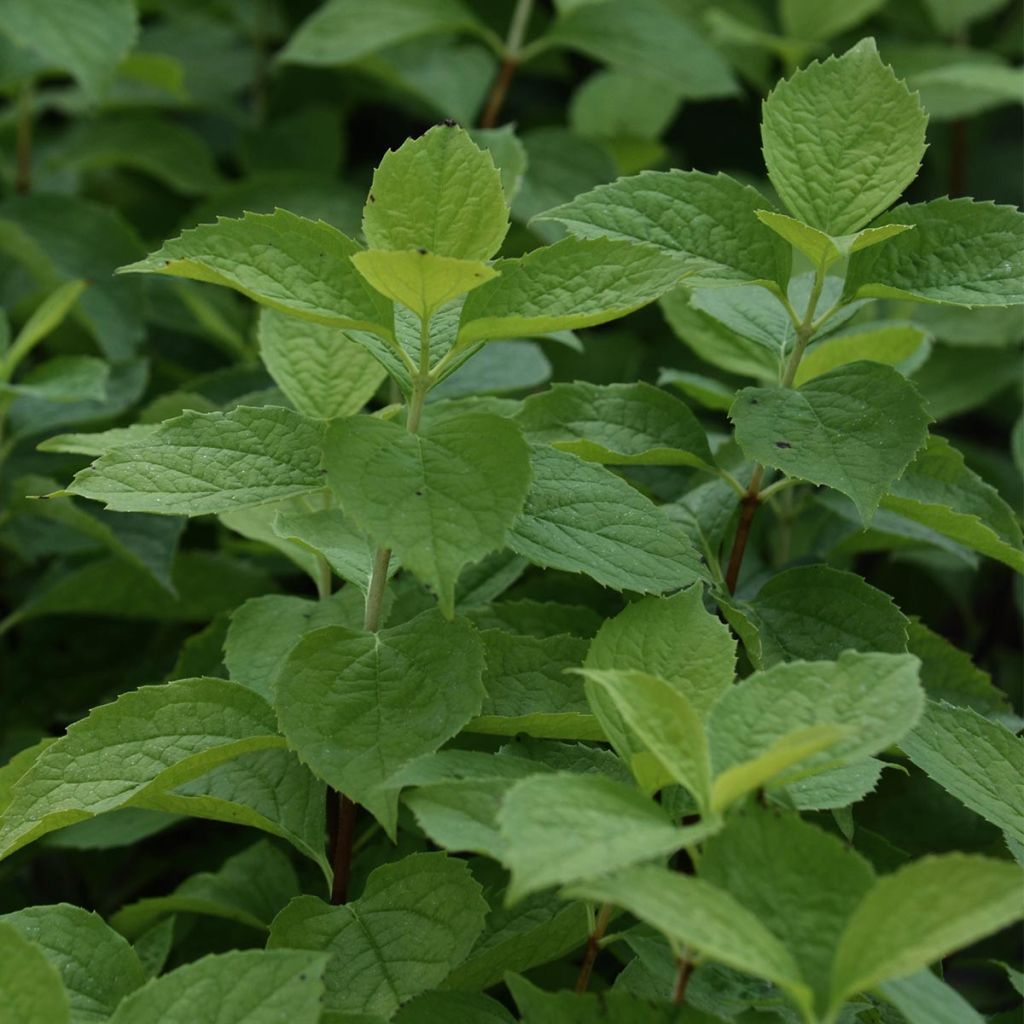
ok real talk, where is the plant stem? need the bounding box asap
[329,794,357,904]
[363,546,392,633]
[671,956,694,1004]
[479,0,534,127]
[574,902,613,993]
[724,464,764,594]
[722,264,828,592]
[314,555,332,601]
[15,81,32,195]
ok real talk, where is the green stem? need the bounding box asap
[723,262,828,592]
[363,547,392,633]
[479,0,534,127]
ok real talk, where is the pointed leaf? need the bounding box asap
[845,198,1024,307]
[498,773,713,902]
[457,238,685,345]
[517,382,713,470]
[794,323,928,385]
[579,669,712,808]
[535,170,789,288]
[0,678,284,860]
[567,867,812,1013]
[119,210,394,335]
[66,406,326,516]
[880,435,1024,572]
[702,810,875,1015]
[829,854,1024,1009]
[709,651,924,791]
[508,446,703,594]
[901,702,1024,845]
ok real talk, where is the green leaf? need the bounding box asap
[2,356,108,404]
[535,170,789,289]
[731,565,910,668]
[396,992,514,1024]
[275,609,485,834]
[779,0,887,41]
[279,0,486,68]
[257,308,387,419]
[443,894,590,992]
[351,250,497,320]
[362,124,508,261]
[267,853,487,1018]
[731,361,931,523]
[702,809,875,1015]
[1,278,88,377]
[0,0,137,100]
[66,406,326,516]
[3,552,271,631]
[709,651,924,796]
[470,631,598,740]
[829,854,1024,1010]
[107,949,328,1024]
[273,510,382,595]
[324,412,531,616]
[880,435,1024,573]
[710,725,849,814]
[907,618,1010,717]
[0,677,285,860]
[920,0,1007,34]
[517,382,713,470]
[110,840,300,939]
[498,773,710,902]
[225,593,359,701]
[585,587,737,718]
[794,323,928,385]
[761,39,927,236]
[567,866,812,1014]
[457,238,685,345]
[844,198,1024,307]
[0,922,69,1024]
[660,288,780,381]
[507,974,698,1023]
[118,210,394,335]
[878,969,986,1024]
[540,0,737,99]
[754,210,913,269]
[0,904,146,1024]
[508,447,703,594]
[658,370,735,412]
[579,669,712,808]
[52,115,222,195]
[141,748,329,876]
[901,702,1024,845]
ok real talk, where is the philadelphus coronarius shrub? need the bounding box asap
[0,3,1022,1022]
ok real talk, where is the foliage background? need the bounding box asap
[0,0,1021,1017]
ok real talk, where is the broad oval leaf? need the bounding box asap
[761,39,927,236]
[275,609,485,835]
[268,853,487,1018]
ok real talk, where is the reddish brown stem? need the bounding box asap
[575,902,613,993]
[672,957,694,1004]
[329,792,357,904]
[949,118,967,197]
[479,56,519,128]
[724,476,763,594]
